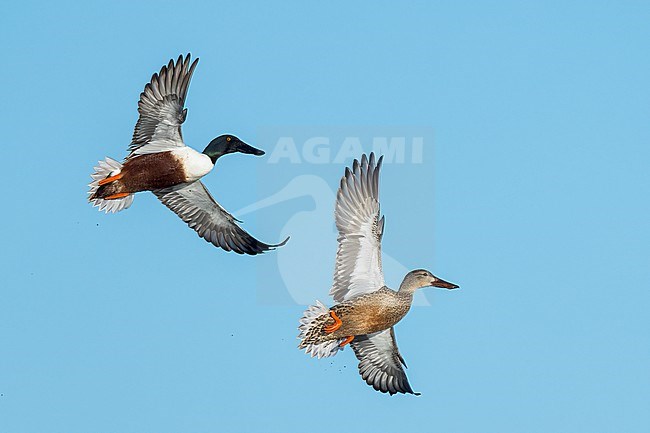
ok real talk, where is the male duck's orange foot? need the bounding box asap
[105,192,130,200]
[323,310,342,333]
[98,172,124,186]
[339,336,354,347]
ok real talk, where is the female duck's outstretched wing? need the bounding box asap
[351,328,418,396]
[154,181,289,255]
[127,54,199,158]
[330,153,386,302]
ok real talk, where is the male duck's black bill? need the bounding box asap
[236,141,265,156]
[431,278,459,289]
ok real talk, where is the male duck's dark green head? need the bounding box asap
[202,135,265,163]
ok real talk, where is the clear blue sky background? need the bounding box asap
[1,1,649,432]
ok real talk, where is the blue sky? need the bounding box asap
[1,1,649,432]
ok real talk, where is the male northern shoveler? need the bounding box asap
[88,54,288,255]
[298,153,458,395]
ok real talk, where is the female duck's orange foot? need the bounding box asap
[98,172,124,186]
[105,192,130,200]
[339,336,354,347]
[323,310,342,333]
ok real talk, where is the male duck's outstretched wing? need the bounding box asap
[351,328,418,396]
[127,54,199,158]
[154,181,289,255]
[330,153,385,302]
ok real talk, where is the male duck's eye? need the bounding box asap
[227,137,232,142]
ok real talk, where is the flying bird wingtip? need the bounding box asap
[276,236,290,247]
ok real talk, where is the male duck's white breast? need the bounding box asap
[173,147,214,182]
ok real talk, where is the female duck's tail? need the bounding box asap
[298,301,345,358]
[88,157,134,213]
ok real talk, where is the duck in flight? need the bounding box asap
[88,54,288,255]
[298,153,458,395]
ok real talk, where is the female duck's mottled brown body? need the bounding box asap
[331,288,412,337]
[301,288,412,346]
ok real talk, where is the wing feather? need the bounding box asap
[153,181,288,255]
[330,153,385,302]
[128,54,199,157]
[350,328,418,396]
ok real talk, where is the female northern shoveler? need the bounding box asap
[298,153,458,395]
[88,54,288,255]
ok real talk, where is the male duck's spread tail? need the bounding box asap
[88,157,134,213]
[298,301,346,358]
